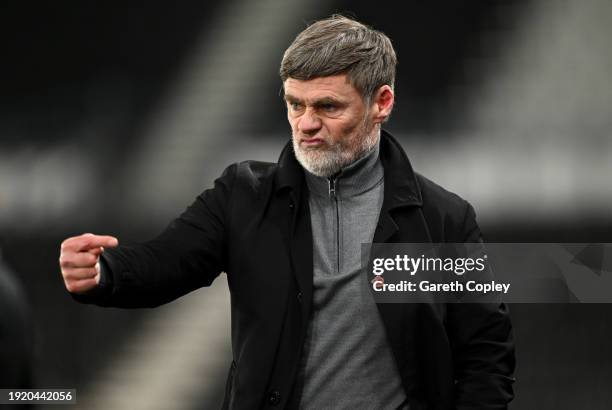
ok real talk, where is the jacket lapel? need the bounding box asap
[275,143,314,323]
[289,189,313,321]
[372,131,433,394]
[373,206,432,387]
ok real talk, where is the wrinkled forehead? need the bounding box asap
[283,74,362,102]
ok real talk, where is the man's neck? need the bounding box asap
[304,139,383,199]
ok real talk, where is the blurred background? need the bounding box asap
[1,0,611,409]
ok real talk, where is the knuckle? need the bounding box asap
[86,253,98,265]
[62,269,77,280]
[61,236,78,250]
[65,281,76,293]
[59,255,69,266]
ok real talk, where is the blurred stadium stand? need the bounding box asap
[1,1,611,409]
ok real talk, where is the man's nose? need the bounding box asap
[298,108,322,134]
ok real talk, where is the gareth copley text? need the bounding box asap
[372,280,511,294]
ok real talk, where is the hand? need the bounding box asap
[59,233,119,294]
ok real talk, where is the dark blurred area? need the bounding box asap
[1,1,611,409]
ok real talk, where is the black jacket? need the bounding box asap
[76,130,515,410]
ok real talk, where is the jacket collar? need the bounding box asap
[377,129,423,210]
[274,129,423,210]
[275,141,305,196]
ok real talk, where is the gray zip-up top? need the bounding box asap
[297,140,409,409]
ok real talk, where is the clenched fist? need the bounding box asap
[59,233,119,294]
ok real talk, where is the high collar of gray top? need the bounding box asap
[304,140,384,199]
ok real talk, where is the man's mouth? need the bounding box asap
[300,137,325,148]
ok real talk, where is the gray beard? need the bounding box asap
[292,129,378,178]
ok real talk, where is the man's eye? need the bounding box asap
[321,103,337,112]
[290,102,303,110]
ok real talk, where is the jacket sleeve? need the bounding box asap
[72,164,237,308]
[447,203,516,410]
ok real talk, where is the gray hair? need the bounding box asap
[280,15,397,104]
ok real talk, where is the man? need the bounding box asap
[60,15,515,410]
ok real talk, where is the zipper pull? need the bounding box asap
[328,177,337,200]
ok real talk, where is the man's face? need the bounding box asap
[284,74,378,177]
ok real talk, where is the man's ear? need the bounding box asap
[370,85,395,124]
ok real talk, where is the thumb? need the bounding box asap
[88,236,119,257]
[100,236,119,248]
[89,239,118,257]
[79,234,119,251]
